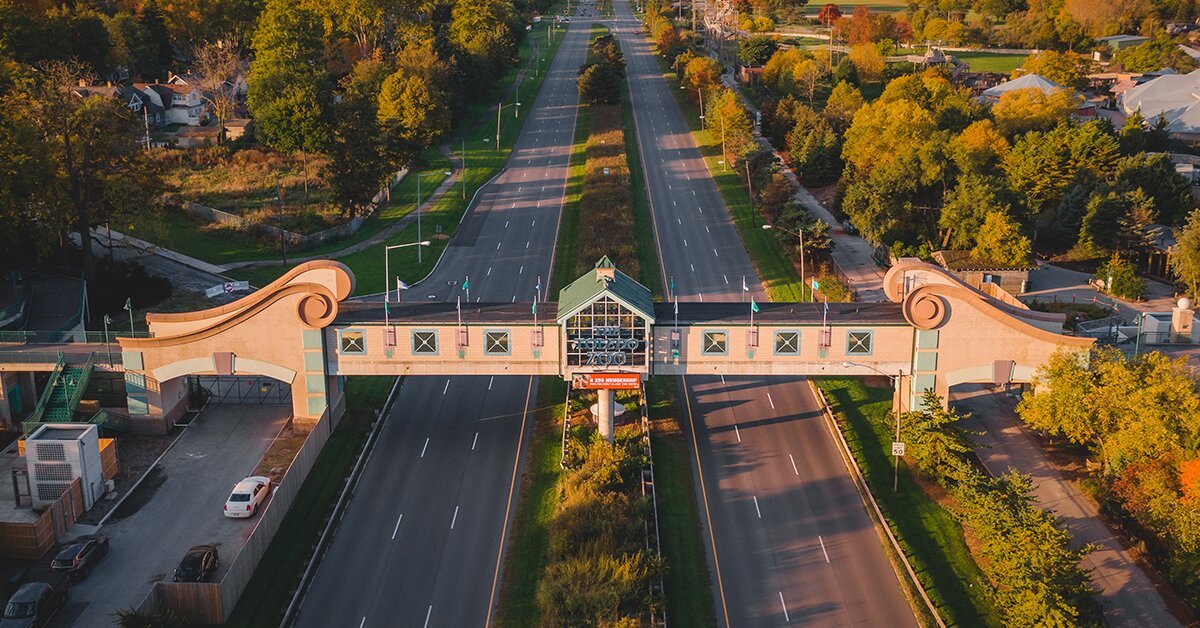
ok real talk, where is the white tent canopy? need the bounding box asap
[979,73,1064,101]
[1120,68,1200,135]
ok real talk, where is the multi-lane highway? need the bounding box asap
[612,1,916,625]
[294,10,589,627]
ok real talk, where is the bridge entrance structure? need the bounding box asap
[108,258,1092,439]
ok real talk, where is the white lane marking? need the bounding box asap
[487,267,492,276]
[472,432,479,450]
[790,454,799,476]
[690,264,695,272]
[734,425,741,442]
[720,375,726,384]
[519,265,524,274]
[505,220,509,228]
[819,535,831,563]
[684,239,688,247]
[779,592,790,622]
[672,199,677,206]
[692,189,697,195]
[488,376,494,390]
[532,219,536,226]
[723,275,728,285]
[443,379,451,394]
[391,514,404,539]
[496,241,502,250]
[699,207,703,213]
[677,217,681,224]
[451,506,460,529]
[753,495,762,518]
[424,606,433,628]
[526,241,530,249]
[512,295,517,302]
[713,248,719,257]
[767,393,775,409]
[420,438,430,458]
[705,226,710,233]
[360,617,367,628]
[699,293,704,301]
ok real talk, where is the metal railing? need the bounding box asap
[25,353,66,427]
[63,354,96,420]
[91,408,132,432]
[0,329,153,344]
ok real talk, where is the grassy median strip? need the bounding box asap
[648,376,716,627]
[229,14,570,293]
[814,378,1000,627]
[496,377,568,627]
[226,376,395,627]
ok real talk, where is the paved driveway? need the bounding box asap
[52,404,289,627]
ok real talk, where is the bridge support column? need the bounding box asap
[597,388,615,443]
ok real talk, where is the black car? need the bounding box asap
[173,545,219,582]
[0,580,68,628]
[50,535,109,581]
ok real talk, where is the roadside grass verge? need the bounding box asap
[495,377,567,626]
[226,376,395,627]
[641,38,808,302]
[229,16,570,294]
[814,378,1000,627]
[648,376,716,627]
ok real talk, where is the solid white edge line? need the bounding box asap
[472,431,479,450]
[819,535,831,563]
[420,437,430,458]
[391,514,404,540]
[424,605,433,628]
[790,454,799,476]
[753,495,762,518]
[451,506,460,530]
[779,591,790,622]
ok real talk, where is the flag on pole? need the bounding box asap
[536,276,542,300]
[750,296,759,327]
[456,295,462,328]
[103,314,111,325]
[742,275,748,301]
[462,276,469,291]
[123,298,132,311]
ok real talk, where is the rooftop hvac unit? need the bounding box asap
[25,424,104,510]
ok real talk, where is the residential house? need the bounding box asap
[167,70,249,100]
[134,81,208,126]
[71,82,165,127]
[1094,34,1152,62]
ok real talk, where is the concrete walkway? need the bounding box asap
[1022,261,1181,321]
[952,385,1183,628]
[722,73,888,301]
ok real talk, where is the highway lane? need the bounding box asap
[295,10,589,627]
[612,1,916,625]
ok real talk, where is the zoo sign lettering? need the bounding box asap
[571,325,641,366]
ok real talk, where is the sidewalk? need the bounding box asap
[952,385,1183,628]
[1022,261,1181,321]
[722,73,888,301]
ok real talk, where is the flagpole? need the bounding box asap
[466,275,470,302]
[457,295,462,329]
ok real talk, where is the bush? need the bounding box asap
[1095,254,1144,300]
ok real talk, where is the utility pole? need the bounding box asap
[721,115,727,172]
[496,99,502,150]
[462,139,467,200]
[277,181,287,265]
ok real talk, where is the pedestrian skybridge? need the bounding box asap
[2,257,1092,436]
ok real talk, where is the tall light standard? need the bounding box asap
[680,84,704,126]
[415,170,453,264]
[496,100,524,150]
[763,224,806,302]
[843,360,906,492]
[384,241,432,302]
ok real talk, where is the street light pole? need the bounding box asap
[462,139,467,200]
[417,175,423,264]
[384,241,433,302]
[496,99,502,150]
[844,360,905,491]
[763,224,806,301]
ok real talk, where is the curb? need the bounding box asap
[808,381,945,627]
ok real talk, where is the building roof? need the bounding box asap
[556,257,655,324]
[1119,69,1200,134]
[980,73,1063,100]
[932,250,1035,272]
[1097,34,1151,48]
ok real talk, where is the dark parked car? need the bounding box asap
[50,535,109,581]
[0,579,68,628]
[173,545,219,582]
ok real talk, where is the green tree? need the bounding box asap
[843,98,943,187]
[577,62,622,104]
[378,70,451,167]
[788,116,842,186]
[1113,152,1194,225]
[1016,50,1085,90]
[900,389,976,481]
[1115,35,1197,72]
[105,13,156,79]
[1171,209,1200,298]
[138,0,172,78]
[949,119,1009,176]
[823,80,863,132]
[0,91,54,255]
[792,58,828,103]
[972,211,1032,266]
[939,174,1015,249]
[738,34,777,66]
[1118,110,1149,155]
[247,0,333,199]
[992,88,1080,136]
[1095,253,1146,300]
[848,43,884,84]
[1003,121,1119,226]
[450,0,515,74]
[325,96,389,219]
[1079,187,1155,255]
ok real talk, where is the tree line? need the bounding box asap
[0,0,548,278]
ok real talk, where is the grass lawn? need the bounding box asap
[226,376,395,627]
[814,378,1000,627]
[648,376,716,627]
[649,51,809,302]
[495,377,566,626]
[952,51,1028,74]
[229,15,570,294]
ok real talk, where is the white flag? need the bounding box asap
[742,275,749,292]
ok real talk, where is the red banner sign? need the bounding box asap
[572,373,641,390]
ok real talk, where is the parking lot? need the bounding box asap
[51,404,289,627]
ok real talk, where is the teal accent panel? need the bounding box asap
[915,351,938,372]
[302,329,324,349]
[912,374,936,395]
[122,351,144,371]
[306,395,327,415]
[305,374,326,394]
[127,395,148,415]
[915,330,939,350]
[303,351,324,372]
[124,371,147,394]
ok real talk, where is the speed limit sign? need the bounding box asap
[892,442,906,457]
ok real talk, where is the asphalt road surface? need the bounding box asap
[294,12,588,628]
[612,2,916,625]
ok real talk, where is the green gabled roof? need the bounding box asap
[556,259,655,324]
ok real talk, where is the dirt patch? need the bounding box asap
[253,425,307,485]
[76,429,180,525]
